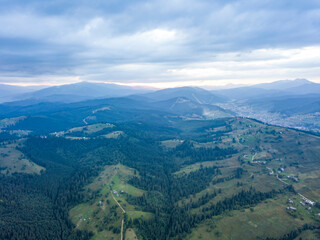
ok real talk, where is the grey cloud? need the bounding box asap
[0,0,320,84]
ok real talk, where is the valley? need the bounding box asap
[2,0,320,239]
[69,164,148,240]
[1,81,320,239]
[1,114,320,239]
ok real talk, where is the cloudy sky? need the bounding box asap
[1,0,320,88]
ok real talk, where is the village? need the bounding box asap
[242,153,320,219]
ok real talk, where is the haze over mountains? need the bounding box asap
[1,78,318,103]
[212,79,320,100]
[0,82,151,104]
[0,84,46,103]
[1,79,320,134]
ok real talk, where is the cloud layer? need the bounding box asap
[1,0,320,86]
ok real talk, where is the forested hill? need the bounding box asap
[1,115,320,239]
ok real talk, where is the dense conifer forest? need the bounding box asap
[1,118,320,240]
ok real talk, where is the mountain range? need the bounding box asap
[0,82,151,103]
[1,78,319,104]
[1,78,320,134]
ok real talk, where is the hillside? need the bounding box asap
[0,93,234,139]
[1,114,320,239]
[1,80,320,239]
[214,79,320,133]
[144,86,227,104]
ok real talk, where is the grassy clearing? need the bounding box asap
[161,139,184,149]
[66,118,320,239]
[125,228,138,240]
[173,118,320,239]
[186,194,315,240]
[294,229,320,240]
[68,123,114,134]
[69,198,122,240]
[52,123,115,138]
[174,161,222,175]
[293,170,320,201]
[225,118,320,203]
[0,140,45,175]
[69,164,152,239]
[175,147,288,215]
[102,131,124,139]
[126,210,153,220]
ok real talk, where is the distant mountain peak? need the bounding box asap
[143,86,226,104]
[293,78,311,84]
[254,78,313,90]
[10,81,151,103]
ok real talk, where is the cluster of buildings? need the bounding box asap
[286,196,317,214]
[266,167,274,175]
[286,206,297,211]
[113,189,126,197]
[299,195,315,206]
[287,175,299,182]
[286,199,297,211]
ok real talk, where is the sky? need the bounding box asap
[1,0,320,88]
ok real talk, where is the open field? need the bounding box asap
[125,228,138,240]
[161,139,184,149]
[174,160,223,175]
[52,123,115,138]
[67,123,114,134]
[170,118,320,239]
[102,131,125,139]
[191,118,320,202]
[186,194,318,240]
[294,229,320,240]
[0,140,45,175]
[63,118,320,239]
[69,164,151,240]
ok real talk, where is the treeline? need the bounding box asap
[265,224,320,240]
[185,192,218,209]
[0,174,93,240]
[128,166,219,214]
[0,119,296,240]
[6,132,178,240]
[173,141,237,164]
[0,136,125,239]
[166,188,282,239]
[169,167,219,202]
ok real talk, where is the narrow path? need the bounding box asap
[76,219,81,228]
[276,174,289,185]
[111,191,126,240]
[109,167,128,240]
[120,219,124,240]
[252,153,257,161]
[111,191,126,213]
